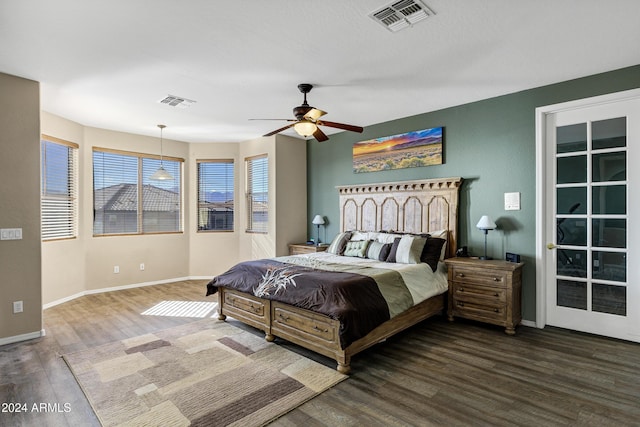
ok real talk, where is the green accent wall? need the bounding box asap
[307,64,640,322]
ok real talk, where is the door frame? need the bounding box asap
[534,87,640,329]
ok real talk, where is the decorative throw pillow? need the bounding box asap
[421,237,446,272]
[385,237,402,263]
[327,231,352,255]
[343,240,370,258]
[428,229,449,260]
[366,241,392,261]
[394,234,427,264]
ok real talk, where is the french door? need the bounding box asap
[544,95,640,342]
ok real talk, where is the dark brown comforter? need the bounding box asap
[206,258,409,348]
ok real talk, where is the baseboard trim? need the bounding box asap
[521,319,537,328]
[43,276,197,309]
[0,329,45,346]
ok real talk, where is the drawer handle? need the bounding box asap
[457,302,464,307]
[313,325,329,333]
[278,313,290,321]
[456,273,465,278]
[494,293,499,297]
[494,308,500,313]
[493,277,501,282]
[459,288,464,293]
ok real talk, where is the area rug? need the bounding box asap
[63,319,347,427]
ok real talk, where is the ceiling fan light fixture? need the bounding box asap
[293,119,317,137]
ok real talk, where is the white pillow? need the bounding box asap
[350,231,369,241]
[376,232,403,244]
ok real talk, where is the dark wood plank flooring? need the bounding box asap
[1,280,639,426]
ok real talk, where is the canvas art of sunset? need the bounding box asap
[352,126,443,173]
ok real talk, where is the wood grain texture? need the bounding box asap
[336,177,462,258]
[2,280,639,426]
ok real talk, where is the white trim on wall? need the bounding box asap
[0,330,45,346]
[42,276,194,309]
[535,87,640,329]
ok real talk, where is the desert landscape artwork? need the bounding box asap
[353,127,443,173]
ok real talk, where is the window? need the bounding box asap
[245,154,268,233]
[197,159,234,231]
[93,148,183,235]
[41,135,78,241]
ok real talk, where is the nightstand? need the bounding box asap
[445,257,524,335]
[288,243,329,255]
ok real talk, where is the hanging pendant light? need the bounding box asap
[150,124,174,181]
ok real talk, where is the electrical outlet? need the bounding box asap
[140,263,145,271]
[13,301,23,313]
[114,266,120,274]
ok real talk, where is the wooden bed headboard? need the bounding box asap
[336,177,463,258]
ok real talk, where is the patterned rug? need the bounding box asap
[63,319,347,426]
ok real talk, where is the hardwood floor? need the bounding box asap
[1,280,639,426]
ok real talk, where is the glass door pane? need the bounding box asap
[554,117,627,316]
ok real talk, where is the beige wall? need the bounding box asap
[275,135,308,255]
[0,73,42,341]
[188,142,241,277]
[81,127,191,290]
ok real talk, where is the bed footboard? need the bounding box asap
[217,287,445,374]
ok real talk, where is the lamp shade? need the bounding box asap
[312,215,325,225]
[476,215,496,230]
[294,119,318,137]
[149,165,174,180]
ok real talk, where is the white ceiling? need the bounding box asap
[1,0,639,143]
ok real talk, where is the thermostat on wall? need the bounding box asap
[504,192,520,210]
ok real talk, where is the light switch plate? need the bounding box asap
[1,228,23,240]
[504,192,520,211]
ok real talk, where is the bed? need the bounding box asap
[207,177,462,374]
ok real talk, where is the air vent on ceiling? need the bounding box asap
[370,0,435,32]
[158,95,196,109]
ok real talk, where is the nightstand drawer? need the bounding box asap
[452,299,506,322]
[452,283,506,303]
[450,266,507,288]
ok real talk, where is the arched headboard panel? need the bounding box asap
[337,177,463,258]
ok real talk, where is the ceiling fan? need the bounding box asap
[252,83,364,142]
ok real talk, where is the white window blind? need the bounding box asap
[93,148,183,235]
[246,154,268,233]
[197,159,234,231]
[41,136,78,241]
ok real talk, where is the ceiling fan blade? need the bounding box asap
[313,127,329,142]
[317,120,364,133]
[249,119,296,121]
[304,108,327,121]
[263,123,295,137]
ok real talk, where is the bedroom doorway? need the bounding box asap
[537,90,640,343]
